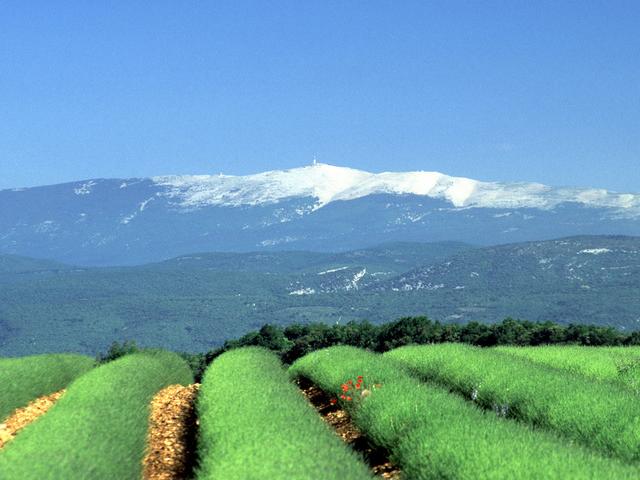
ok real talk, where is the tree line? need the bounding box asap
[98,316,640,380]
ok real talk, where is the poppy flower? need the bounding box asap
[340,394,346,399]
[346,396,352,401]
[330,398,337,405]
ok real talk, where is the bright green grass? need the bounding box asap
[0,350,193,480]
[196,347,373,480]
[386,343,640,463]
[290,346,639,479]
[0,353,94,420]
[495,345,640,392]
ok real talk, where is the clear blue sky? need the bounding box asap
[1,1,638,191]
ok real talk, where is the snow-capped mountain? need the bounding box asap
[1,163,639,265]
[154,163,640,213]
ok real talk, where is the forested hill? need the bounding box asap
[0,236,639,357]
[377,235,640,294]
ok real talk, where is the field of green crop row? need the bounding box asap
[386,343,640,463]
[196,347,372,479]
[290,345,638,479]
[495,345,640,391]
[2,344,640,479]
[0,351,193,479]
[0,353,95,420]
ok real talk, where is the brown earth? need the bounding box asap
[296,378,401,479]
[0,389,66,449]
[142,383,200,480]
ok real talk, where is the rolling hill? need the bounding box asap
[0,236,638,357]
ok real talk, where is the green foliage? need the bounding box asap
[203,317,636,371]
[386,344,640,463]
[290,346,637,479]
[0,351,193,479]
[95,340,141,364]
[196,347,372,480]
[0,354,94,420]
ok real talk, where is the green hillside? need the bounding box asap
[1,236,639,356]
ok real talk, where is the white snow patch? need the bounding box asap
[370,271,392,277]
[579,248,612,255]
[259,236,298,247]
[121,213,137,225]
[139,197,154,211]
[345,268,367,291]
[151,163,640,215]
[318,266,349,275]
[289,287,316,296]
[401,282,445,291]
[74,181,97,195]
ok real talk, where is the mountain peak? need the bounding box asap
[153,163,482,209]
[152,163,639,214]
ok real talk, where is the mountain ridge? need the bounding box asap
[2,164,640,265]
[6,163,640,213]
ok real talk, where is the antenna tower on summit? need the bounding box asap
[312,155,317,166]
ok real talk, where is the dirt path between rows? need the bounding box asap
[142,383,200,480]
[296,378,401,479]
[0,389,65,449]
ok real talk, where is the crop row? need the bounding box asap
[386,343,640,463]
[196,346,372,479]
[495,345,640,391]
[289,345,637,479]
[0,353,94,420]
[0,351,193,479]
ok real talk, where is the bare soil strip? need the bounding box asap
[142,383,200,480]
[296,377,401,479]
[0,389,66,449]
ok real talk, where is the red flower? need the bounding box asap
[357,375,363,380]
[341,384,349,392]
[340,394,346,399]
[355,383,361,389]
[346,396,352,401]
[330,398,337,405]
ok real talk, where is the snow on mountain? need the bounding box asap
[153,163,640,214]
[2,163,640,266]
